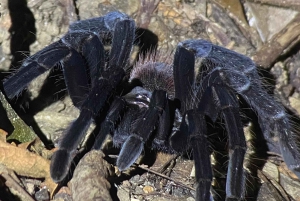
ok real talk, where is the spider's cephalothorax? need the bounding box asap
[4,11,300,201]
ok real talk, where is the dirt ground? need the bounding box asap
[1,0,300,200]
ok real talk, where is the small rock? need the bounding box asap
[143,185,155,193]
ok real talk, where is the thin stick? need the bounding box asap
[136,164,196,192]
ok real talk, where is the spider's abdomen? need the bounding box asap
[130,55,175,99]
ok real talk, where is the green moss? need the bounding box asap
[0,91,36,142]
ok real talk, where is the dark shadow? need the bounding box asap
[205,100,269,201]
[0,176,21,201]
[0,82,14,136]
[240,105,268,201]
[135,28,159,58]
[28,68,67,116]
[2,0,54,147]
[8,0,36,70]
[277,40,300,66]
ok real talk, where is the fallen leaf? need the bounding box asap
[212,0,248,25]
[0,139,57,193]
[0,129,8,141]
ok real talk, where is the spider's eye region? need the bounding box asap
[136,94,150,102]
[129,94,150,108]
[124,86,152,108]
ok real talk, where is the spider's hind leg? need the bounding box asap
[219,66,300,178]
[241,85,300,178]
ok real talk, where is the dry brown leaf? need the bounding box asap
[0,139,57,194]
[0,129,8,141]
[212,0,248,25]
[279,162,299,180]
[17,139,36,150]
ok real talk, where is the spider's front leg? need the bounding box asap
[50,13,135,182]
[3,43,74,99]
[170,45,214,201]
[199,72,247,200]
[171,41,247,201]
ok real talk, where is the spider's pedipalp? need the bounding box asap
[117,90,168,170]
[152,98,172,151]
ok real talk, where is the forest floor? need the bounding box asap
[1,0,300,200]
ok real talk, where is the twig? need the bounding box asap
[258,169,291,201]
[252,13,300,68]
[58,0,78,24]
[157,154,179,175]
[247,0,300,11]
[136,0,160,28]
[0,165,36,201]
[137,164,195,192]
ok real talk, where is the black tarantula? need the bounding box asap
[3,11,300,200]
